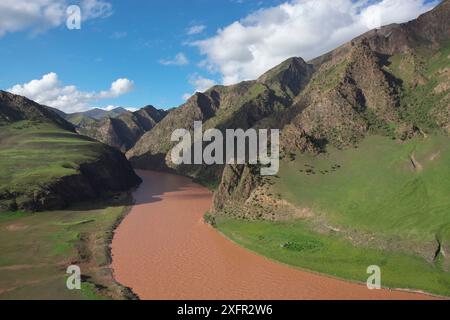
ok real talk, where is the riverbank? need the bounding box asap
[0,193,135,300]
[216,218,448,299]
[111,170,435,300]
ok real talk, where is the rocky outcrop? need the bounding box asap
[212,165,259,212]
[279,39,406,149]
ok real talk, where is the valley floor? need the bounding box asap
[0,194,134,300]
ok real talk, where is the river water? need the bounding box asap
[111,170,432,300]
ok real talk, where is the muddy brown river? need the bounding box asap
[111,170,432,300]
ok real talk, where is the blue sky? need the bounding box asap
[0,0,439,112]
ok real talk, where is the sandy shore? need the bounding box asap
[111,170,435,300]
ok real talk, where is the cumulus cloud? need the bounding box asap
[159,52,189,66]
[189,73,216,92]
[187,24,206,35]
[105,104,137,112]
[182,73,217,100]
[99,78,135,98]
[104,105,119,111]
[182,93,193,101]
[193,0,438,85]
[0,0,112,37]
[8,72,134,113]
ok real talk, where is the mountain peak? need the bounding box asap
[258,56,315,98]
[310,0,450,68]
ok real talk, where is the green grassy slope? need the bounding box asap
[0,117,140,211]
[388,41,450,131]
[218,218,450,297]
[276,135,450,242]
[0,121,103,209]
[217,134,450,296]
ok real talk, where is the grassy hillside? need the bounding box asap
[276,135,450,242]
[0,121,112,211]
[388,41,450,131]
[0,121,98,194]
[216,134,450,297]
[0,91,141,212]
[0,197,134,300]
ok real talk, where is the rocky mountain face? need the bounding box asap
[309,0,450,68]
[127,57,315,182]
[76,106,168,152]
[0,90,142,212]
[212,0,450,217]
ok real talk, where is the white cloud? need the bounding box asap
[189,73,216,92]
[0,0,112,37]
[99,78,134,98]
[182,93,193,101]
[187,24,206,35]
[182,73,217,100]
[159,52,189,66]
[193,0,438,85]
[80,0,112,20]
[8,72,134,113]
[104,105,118,111]
[105,105,137,112]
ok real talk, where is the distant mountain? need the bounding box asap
[43,106,129,125]
[71,107,128,121]
[76,106,168,152]
[0,90,141,212]
[42,105,168,153]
